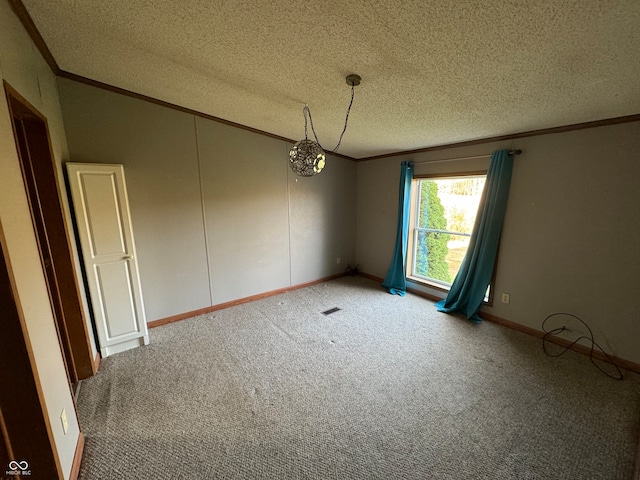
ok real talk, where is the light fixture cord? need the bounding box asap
[302,83,356,153]
[332,83,355,153]
[303,104,312,141]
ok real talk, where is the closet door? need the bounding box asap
[66,163,149,357]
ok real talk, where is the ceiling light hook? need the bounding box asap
[346,74,362,87]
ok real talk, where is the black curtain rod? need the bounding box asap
[413,149,522,165]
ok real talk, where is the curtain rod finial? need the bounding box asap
[509,149,522,155]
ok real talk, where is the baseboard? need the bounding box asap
[70,431,84,480]
[477,312,546,339]
[360,271,640,374]
[359,272,383,283]
[406,286,442,303]
[478,312,640,374]
[148,272,348,329]
[360,272,445,303]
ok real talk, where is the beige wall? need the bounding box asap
[197,117,291,303]
[288,147,356,285]
[57,78,357,321]
[0,3,84,478]
[356,123,640,365]
[57,83,211,320]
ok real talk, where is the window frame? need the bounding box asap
[406,171,495,306]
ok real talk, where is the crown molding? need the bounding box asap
[8,0,60,74]
[10,0,640,163]
[356,113,640,162]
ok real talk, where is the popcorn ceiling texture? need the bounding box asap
[22,0,640,158]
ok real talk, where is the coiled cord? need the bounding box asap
[542,313,623,380]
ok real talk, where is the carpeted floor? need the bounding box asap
[76,276,640,479]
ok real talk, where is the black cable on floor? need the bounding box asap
[542,312,623,380]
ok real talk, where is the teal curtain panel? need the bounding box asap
[382,161,414,295]
[435,149,514,321]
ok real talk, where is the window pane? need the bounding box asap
[411,176,485,287]
[417,181,446,230]
[414,231,452,284]
[445,234,471,281]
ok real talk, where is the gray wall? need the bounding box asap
[356,122,640,365]
[57,78,356,322]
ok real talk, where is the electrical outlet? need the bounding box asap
[501,293,510,304]
[336,257,341,264]
[60,408,69,434]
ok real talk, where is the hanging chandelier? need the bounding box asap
[289,74,362,177]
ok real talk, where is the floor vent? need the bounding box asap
[321,307,341,316]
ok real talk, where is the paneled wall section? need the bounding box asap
[57,78,356,322]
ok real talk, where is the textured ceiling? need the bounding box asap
[20,0,640,159]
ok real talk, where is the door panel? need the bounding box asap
[80,173,127,257]
[67,163,149,357]
[95,261,139,339]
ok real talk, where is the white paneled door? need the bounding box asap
[66,163,149,357]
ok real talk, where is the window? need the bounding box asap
[408,175,487,293]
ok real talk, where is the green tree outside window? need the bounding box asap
[415,181,451,283]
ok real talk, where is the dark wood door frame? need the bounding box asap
[4,81,96,382]
[0,223,62,479]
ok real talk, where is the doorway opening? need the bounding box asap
[4,81,96,385]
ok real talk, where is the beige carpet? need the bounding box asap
[76,276,640,479]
